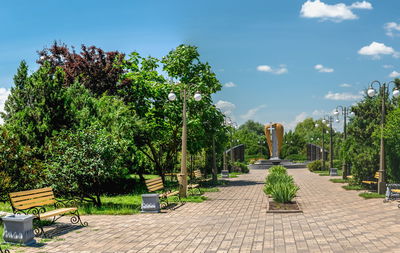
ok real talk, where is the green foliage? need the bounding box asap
[307,160,322,172]
[269,165,287,175]
[342,184,365,191]
[281,131,306,159]
[269,183,299,203]
[384,105,400,182]
[264,166,298,203]
[233,120,269,160]
[285,154,307,161]
[330,178,348,183]
[45,127,127,207]
[233,161,249,173]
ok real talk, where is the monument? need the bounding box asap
[264,122,284,165]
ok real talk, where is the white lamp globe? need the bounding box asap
[367,88,376,97]
[168,92,177,101]
[335,119,340,123]
[322,119,327,124]
[350,111,355,116]
[393,89,400,98]
[333,110,339,116]
[326,124,330,128]
[315,123,319,127]
[194,92,202,101]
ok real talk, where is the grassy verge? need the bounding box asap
[218,172,243,178]
[342,184,365,191]
[0,183,221,216]
[330,178,348,183]
[312,169,343,176]
[358,192,385,199]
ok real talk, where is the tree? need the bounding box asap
[233,120,269,160]
[37,42,125,96]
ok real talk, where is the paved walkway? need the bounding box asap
[21,168,400,253]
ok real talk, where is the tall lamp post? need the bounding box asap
[168,84,202,198]
[322,115,335,173]
[333,106,355,179]
[315,122,326,169]
[366,80,399,194]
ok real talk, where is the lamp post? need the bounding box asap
[333,106,355,179]
[366,80,400,194]
[315,122,326,169]
[168,84,202,198]
[227,120,237,171]
[322,116,335,172]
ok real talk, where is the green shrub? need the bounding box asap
[285,154,307,161]
[233,161,249,173]
[264,173,294,195]
[307,160,322,171]
[269,165,287,175]
[270,182,299,203]
[333,159,342,169]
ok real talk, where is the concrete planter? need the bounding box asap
[330,168,338,176]
[2,214,36,245]
[221,170,229,178]
[141,194,160,213]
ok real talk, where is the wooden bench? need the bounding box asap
[145,177,182,207]
[9,187,87,237]
[362,172,379,185]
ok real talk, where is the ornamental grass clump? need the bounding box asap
[264,165,299,203]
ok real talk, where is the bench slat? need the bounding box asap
[11,191,55,202]
[12,195,55,207]
[39,207,77,219]
[14,199,56,210]
[145,178,163,183]
[148,185,164,192]
[9,187,53,198]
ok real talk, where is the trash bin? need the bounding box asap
[141,194,161,213]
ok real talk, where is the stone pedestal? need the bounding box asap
[330,168,338,176]
[221,170,229,178]
[141,194,160,213]
[2,214,35,245]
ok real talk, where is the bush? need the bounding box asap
[233,162,249,173]
[333,159,342,169]
[264,165,299,203]
[307,160,322,172]
[270,182,299,203]
[285,154,307,161]
[45,127,127,207]
[269,165,287,175]
[264,173,294,195]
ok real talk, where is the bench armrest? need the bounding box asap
[13,206,47,217]
[55,198,81,208]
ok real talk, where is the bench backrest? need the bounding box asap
[374,172,379,179]
[9,187,55,211]
[145,177,164,192]
[194,170,202,179]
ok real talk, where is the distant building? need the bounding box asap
[225,144,245,162]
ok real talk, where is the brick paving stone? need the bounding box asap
[18,167,400,252]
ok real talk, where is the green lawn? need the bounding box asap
[312,169,343,176]
[330,178,349,183]
[217,172,243,178]
[0,180,222,216]
[342,184,365,191]
[359,192,385,199]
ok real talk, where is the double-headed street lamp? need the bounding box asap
[314,122,326,169]
[168,84,202,198]
[366,80,399,194]
[333,106,355,179]
[322,115,335,171]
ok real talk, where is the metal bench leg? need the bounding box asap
[70,210,88,227]
[0,246,10,253]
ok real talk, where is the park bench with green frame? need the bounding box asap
[145,177,183,207]
[9,187,88,237]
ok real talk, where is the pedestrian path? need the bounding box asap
[21,168,400,252]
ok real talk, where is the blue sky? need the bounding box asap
[1,0,400,129]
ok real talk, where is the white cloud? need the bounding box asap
[284,112,309,131]
[224,82,237,88]
[256,65,288,75]
[324,91,362,101]
[240,104,267,120]
[358,42,399,59]
[383,64,394,69]
[389,71,400,78]
[314,64,334,73]
[350,1,372,9]
[0,88,11,124]
[300,0,372,22]
[339,83,352,88]
[215,100,235,115]
[384,22,400,37]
